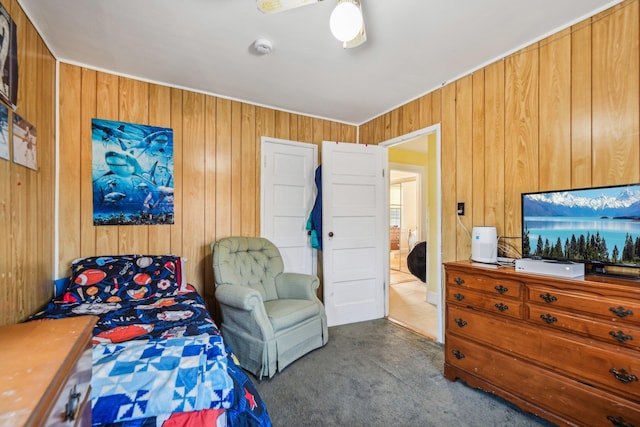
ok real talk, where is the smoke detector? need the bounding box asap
[253,38,273,55]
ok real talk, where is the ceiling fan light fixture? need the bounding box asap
[257,0,321,14]
[329,0,363,42]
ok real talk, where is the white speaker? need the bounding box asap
[471,226,497,264]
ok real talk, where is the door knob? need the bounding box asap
[328,232,334,237]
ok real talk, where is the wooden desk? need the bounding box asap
[0,316,97,427]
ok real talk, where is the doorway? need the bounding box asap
[388,167,436,338]
[381,125,442,342]
[389,172,418,274]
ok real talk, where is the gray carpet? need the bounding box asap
[254,319,555,427]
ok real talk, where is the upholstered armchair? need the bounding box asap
[211,236,328,379]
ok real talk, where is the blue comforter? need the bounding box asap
[92,334,233,424]
[29,287,271,427]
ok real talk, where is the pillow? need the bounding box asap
[84,256,187,288]
[53,276,70,298]
[62,254,184,303]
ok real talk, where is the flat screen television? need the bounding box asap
[521,183,640,278]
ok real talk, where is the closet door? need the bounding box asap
[261,137,317,275]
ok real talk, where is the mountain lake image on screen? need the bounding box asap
[521,183,640,268]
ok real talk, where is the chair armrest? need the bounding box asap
[215,284,275,342]
[275,272,319,300]
[215,284,264,311]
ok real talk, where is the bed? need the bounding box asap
[28,254,272,427]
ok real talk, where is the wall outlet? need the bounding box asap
[457,202,465,216]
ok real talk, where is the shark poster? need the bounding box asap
[92,118,174,226]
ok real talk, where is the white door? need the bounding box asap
[322,141,387,326]
[261,137,317,275]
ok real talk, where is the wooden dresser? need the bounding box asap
[0,316,97,427]
[444,261,640,427]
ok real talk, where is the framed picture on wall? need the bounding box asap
[0,102,8,160]
[0,3,17,108]
[12,113,36,170]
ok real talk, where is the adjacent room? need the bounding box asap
[1,0,639,426]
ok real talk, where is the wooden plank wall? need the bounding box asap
[0,0,56,325]
[4,0,638,325]
[360,0,640,265]
[58,64,356,317]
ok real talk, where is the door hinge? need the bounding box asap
[382,169,385,177]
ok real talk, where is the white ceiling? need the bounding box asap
[19,0,621,125]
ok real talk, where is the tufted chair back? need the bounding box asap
[212,236,284,302]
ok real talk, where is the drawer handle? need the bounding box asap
[539,293,557,304]
[609,368,638,384]
[540,314,557,324]
[494,303,509,312]
[610,306,634,318]
[454,277,465,285]
[454,293,465,301]
[454,318,467,328]
[609,330,634,343]
[607,415,634,427]
[494,285,509,294]
[65,385,82,421]
[452,350,465,360]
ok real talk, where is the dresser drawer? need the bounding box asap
[528,284,640,325]
[528,303,640,351]
[447,304,528,351]
[0,316,97,427]
[446,286,523,319]
[447,270,523,298]
[446,334,640,427]
[448,304,640,403]
[45,347,92,426]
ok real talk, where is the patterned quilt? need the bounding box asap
[91,334,233,424]
[30,282,271,427]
